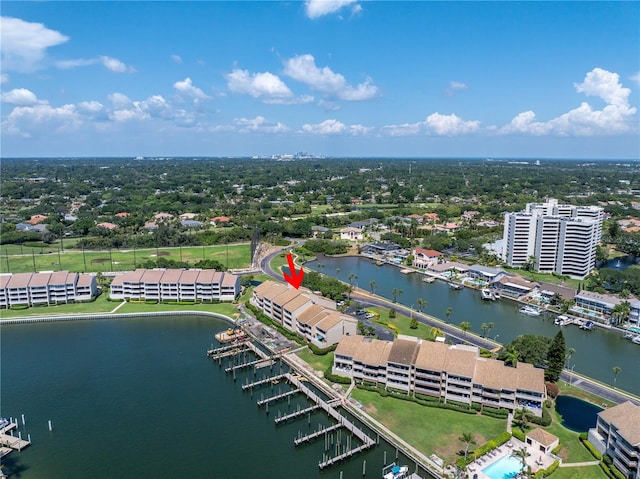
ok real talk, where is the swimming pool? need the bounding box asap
[481,455,524,479]
[630,326,640,334]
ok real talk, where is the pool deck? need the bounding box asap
[466,437,556,479]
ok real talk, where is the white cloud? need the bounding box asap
[225,68,312,104]
[445,80,468,96]
[301,119,371,135]
[0,74,8,84]
[171,54,182,64]
[173,77,209,99]
[283,54,378,101]
[381,122,423,136]
[235,116,289,133]
[108,93,133,109]
[56,55,135,73]
[0,17,69,72]
[502,68,637,136]
[631,72,640,86]
[305,0,359,19]
[425,113,480,135]
[2,103,80,137]
[1,88,44,106]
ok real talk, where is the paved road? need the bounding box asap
[257,243,639,406]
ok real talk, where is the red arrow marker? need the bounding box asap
[283,253,304,289]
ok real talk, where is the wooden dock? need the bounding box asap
[225,357,273,373]
[206,343,249,360]
[241,374,286,391]
[275,405,320,424]
[318,443,373,469]
[257,388,299,406]
[0,422,30,452]
[294,423,342,446]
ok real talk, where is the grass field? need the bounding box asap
[551,465,606,479]
[350,388,506,464]
[296,348,335,373]
[0,243,251,274]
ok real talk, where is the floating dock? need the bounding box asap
[214,328,247,344]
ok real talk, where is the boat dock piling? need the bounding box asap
[294,423,342,446]
[257,388,299,406]
[241,374,286,391]
[275,405,320,424]
[0,421,31,452]
[318,443,373,470]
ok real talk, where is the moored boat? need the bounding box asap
[383,463,410,479]
[519,305,542,316]
[449,282,463,290]
[481,289,496,301]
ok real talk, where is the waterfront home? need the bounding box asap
[109,268,239,302]
[589,402,640,479]
[361,242,401,256]
[492,275,539,298]
[0,271,98,308]
[426,261,470,275]
[348,218,379,231]
[310,225,329,238]
[468,265,505,283]
[340,227,364,241]
[412,248,443,270]
[251,280,356,347]
[573,290,640,326]
[333,335,546,416]
[537,282,576,303]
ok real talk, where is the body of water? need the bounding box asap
[599,255,639,271]
[555,396,603,432]
[308,256,640,395]
[1,316,431,479]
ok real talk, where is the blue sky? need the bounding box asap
[1,1,639,159]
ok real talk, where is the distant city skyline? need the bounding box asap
[1,1,639,159]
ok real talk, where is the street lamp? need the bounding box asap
[494,334,500,341]
[410,303,416,320]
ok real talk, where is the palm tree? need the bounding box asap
[430,326,444,339]
[445,307,452,323]
[512,408,529,432]
[348,272,356,287]
[391,288,403,303]
[458,432,476,461]
[613,366,621,388]
[480,322,488,338]
[416,298,427,313]
[504,346,519,367]
[511,447,531,477]
[459,321,471,337]
[565,347,576,369]
[369,280,378,295]
[316,263,325,275]
[487,322,495,337]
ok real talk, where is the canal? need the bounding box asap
[307,255,640,396]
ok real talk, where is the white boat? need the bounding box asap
[481,289,496,301]
[383,463,410,479]
[555,315,569,325]
[423,276,436,283]
[581,320,595,331]
[624,331,635,339]
[449,282,463,290]
[632,335,640,345]
[519,306,542,316]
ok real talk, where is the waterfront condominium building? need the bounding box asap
[0,271,98,308]
[502,198,604,279]
[589,401,640,479]
[332,335,546,417]
[109,268,240,302]
[251,280,357,347]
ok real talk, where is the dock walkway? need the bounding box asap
[294,423,342,446]
[0,423,30,452]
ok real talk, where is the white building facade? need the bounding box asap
[502,199,603,279]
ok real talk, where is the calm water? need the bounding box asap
[555,396,603,432]
[1,316,431,479]
[309,256,640,395]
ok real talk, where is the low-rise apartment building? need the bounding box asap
[573,290,640,325]
[0,271,98,308]
[251,280,357,347]
[333,335,546,416]
[589,402,639,479]
[109,268,239,302]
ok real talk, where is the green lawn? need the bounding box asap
[551,465,606,479]
[367,306,439,340]
[556,383,617,408]
[117,301,239,318]
[296,348,335,372]
[350,388,507,464]
[1,243,251,274]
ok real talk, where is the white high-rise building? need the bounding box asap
[502,199,603,279]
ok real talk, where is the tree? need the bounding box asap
[445,307,452,323]
[546,330,566,382]
[500,334,548,368]
[504,346,519,367]
[391,288,403,303]
[611,301,631,325]
[613,366,621,388]
[512,408,529,432]
[511,447,531,477]
[458,432,476,461]
[416,298,427,313]
[459,321,471,337]
[430,326,444,339]
[486,322,495,337]
[480,322,488,338]
[369,280,377,294]
[410,317,419,329]
[565,347,576,369]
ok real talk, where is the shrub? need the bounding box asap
[308,343,337,355]
[512,429,526,442]
[543,460,559,477]
[579,436,602,460]
[545,382,559,398]
[389,308,396,318]
[323,365,351,384]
